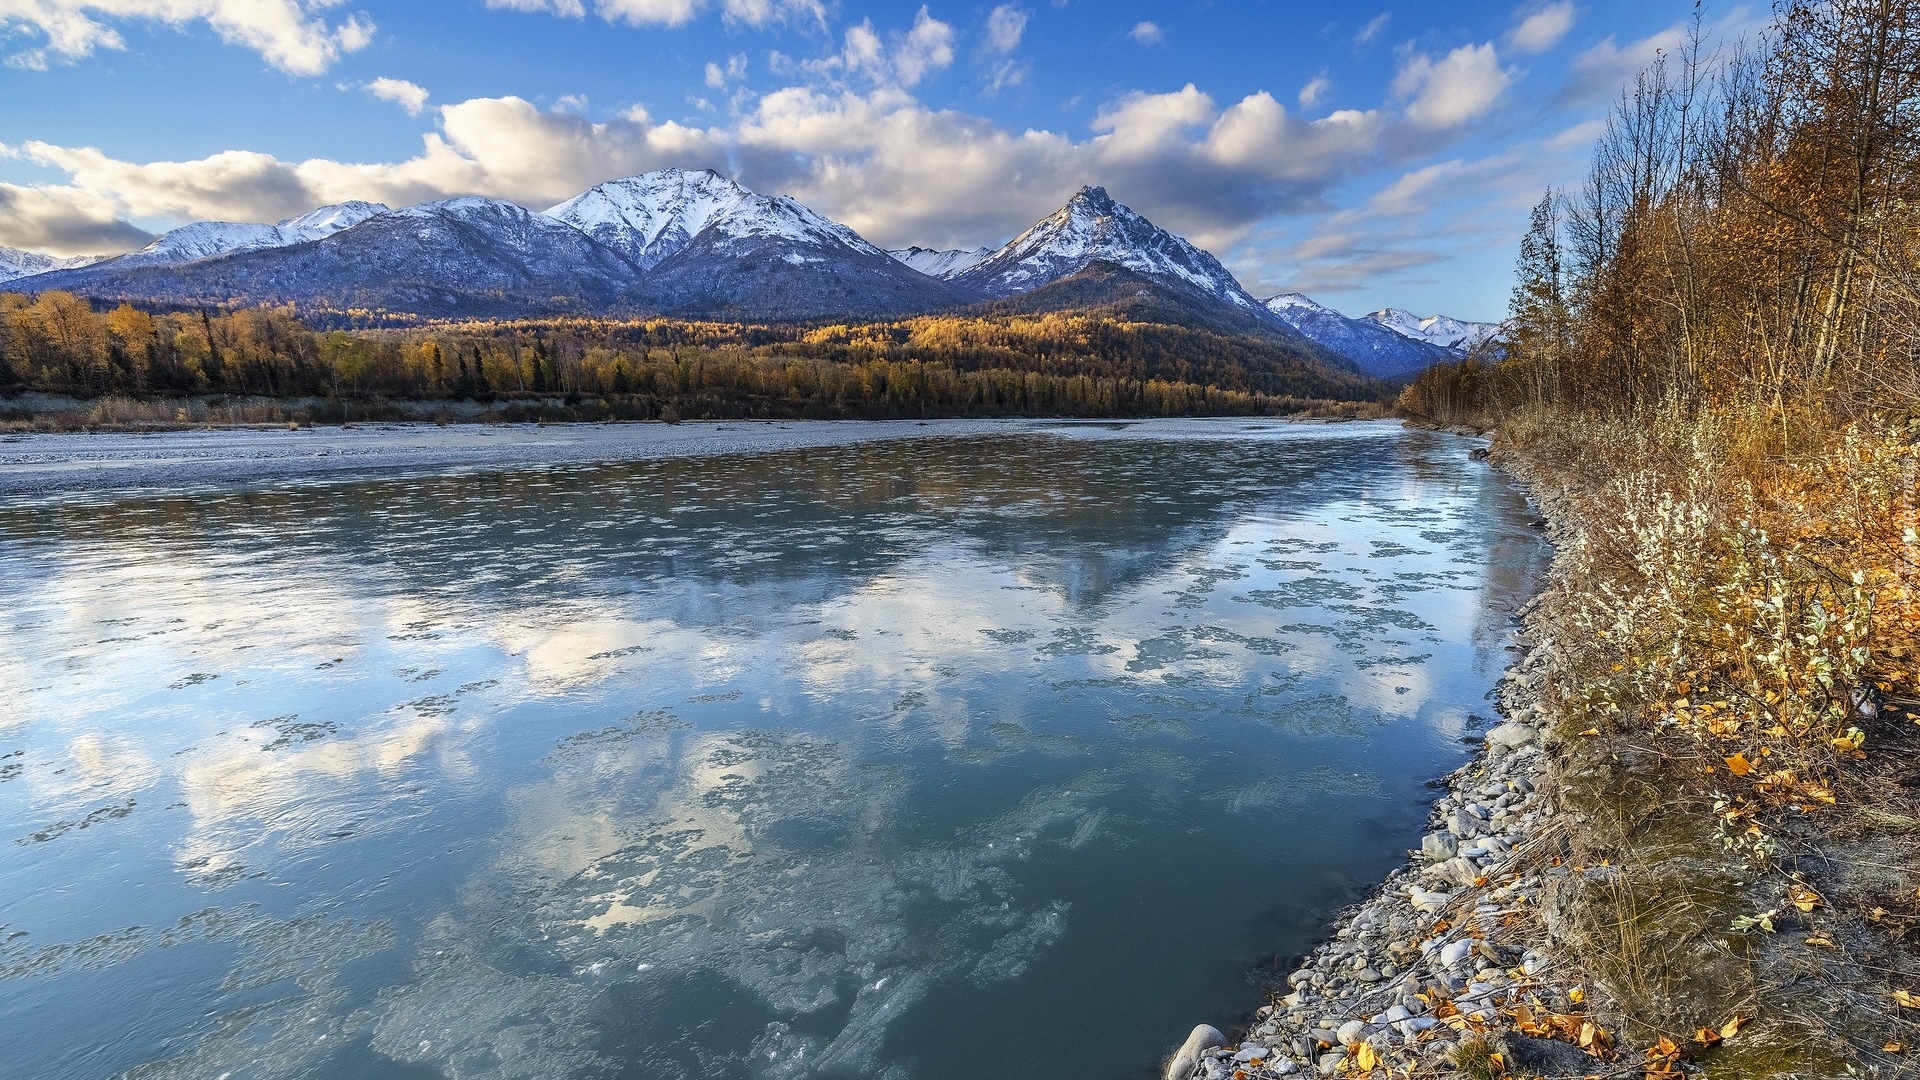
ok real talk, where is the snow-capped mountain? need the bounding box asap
[1264,293,1458,379]
[957,186,1264,312]
[0,247,99,284]
[888,245,994,279]
[549,169,969,319]
[104,202,389,270]
[547,169,886,271]
[1367,308,1499,353]
[25,197,641,316]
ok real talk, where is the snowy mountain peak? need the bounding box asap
[1263,292,1332,314]
[1366,307,1499,352]
[957,186,1261,309]
[888,245,994,279]
[546,168,884,271]
[104,201,394,270]
[0,247,101,284]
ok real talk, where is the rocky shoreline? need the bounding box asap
[1169,599,1608,1079]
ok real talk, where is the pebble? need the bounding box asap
[1161,634,1575,1079]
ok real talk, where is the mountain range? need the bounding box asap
[0,169,1496,379]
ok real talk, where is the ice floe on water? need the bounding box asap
[0,423,1546,1080]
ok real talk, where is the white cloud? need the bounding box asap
[1354,13,1389,46]
[892,6,954,86]
[1508,1,1576,55]
[0,0,374,75]
[364,78,430,117]
[1561,24,1686,104]
[1394,42,1512,129]
[482,0,823,28]
[1129,21,1162,45]
[986,4,1026,53]
[704,53,746,88]
[1298,76,1331,108]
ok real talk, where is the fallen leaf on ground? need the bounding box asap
[1896,989,1920,1009]
[1720,1016,1747,1039]
[1578,728,1600,737]
[1694,1027,1722,1046]
[1788,884,1823,912]
[1725,753,1753,776]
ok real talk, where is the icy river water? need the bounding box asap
[0,420,1544,1080]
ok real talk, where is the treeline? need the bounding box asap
[1400,0,1920,426]
[0,293,1384,420]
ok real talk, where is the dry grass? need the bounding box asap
[1493,404,1920,1076]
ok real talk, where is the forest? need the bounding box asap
[0,295,1384,421]
[1398,0,1920,1070]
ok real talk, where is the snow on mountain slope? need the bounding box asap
[888,245,994,279]
[546,169,888,271]
[0,247,101,284]
[105,201,391,270]
[957,186,1262,310]
[1367,307,1500,352]
[1263,293,1457,379]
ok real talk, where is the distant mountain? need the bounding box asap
[958,187,1267,317]
[552,169,970,319]
[23,197,641,316]
[101,202,388,270]
[888,245,993,279]
[1367,307,1499,353]
[1263,293,1457,379]
[0,247,99,284]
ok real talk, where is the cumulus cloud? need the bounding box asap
[0,0,374,75]
[364,78,430,117]
[986,4,1026,53]
[705,53,747,88]
[482,0,822,28]
[1129,21,1162,45]
[1394,42,1512,129]
[1298,76,1331,108]
[0,180,152,256]
[1508,2,1576,55]
[892,7,954,86]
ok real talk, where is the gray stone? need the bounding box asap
[1164,1024,1227,1080]
[1355,967,1382,983]
[1233,1045,1270,1063]
[1420,831,1458,862]
[1499,1034,1595,1076]
[1336,1020,1368,1047]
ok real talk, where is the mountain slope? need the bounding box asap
[0,248,99,284]
[550,168,969,319]
[98,201,390,270]
[1367,307,1499,352]
[23,198,640,316]
[957,187,1265,314]
[1263,293,1457,379]
[888,246,994,279]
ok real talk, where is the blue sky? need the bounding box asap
[0,1,1742,320]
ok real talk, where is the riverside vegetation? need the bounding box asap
[0,299,1384,427]
[1312,1,1920,1077]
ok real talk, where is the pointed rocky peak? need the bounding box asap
[278,201,389,240]
[957,185,1261,310]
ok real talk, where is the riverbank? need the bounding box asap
[1173,415,1920,1079]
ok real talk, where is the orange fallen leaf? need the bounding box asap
[1805,933,1835,947]
[1725,753,1753,777]
[1885,1041,1906,1053]
[1720,1015,1747,1039]
[1578,728,1600,737]
[1896,989,1920,1009]
[1694,1027,1722,1047]
[1788,885,1823,912]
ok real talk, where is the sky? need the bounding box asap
[0,1,1748,321]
